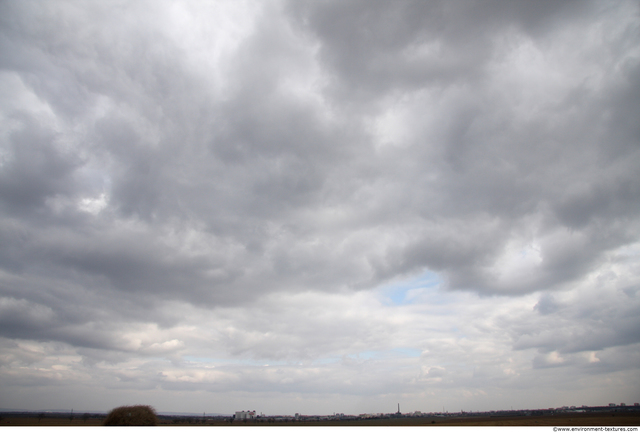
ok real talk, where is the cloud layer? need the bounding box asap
[1,0,639,414]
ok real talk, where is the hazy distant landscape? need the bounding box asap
[2,404,640,426]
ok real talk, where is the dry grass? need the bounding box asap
[1,418,103,426]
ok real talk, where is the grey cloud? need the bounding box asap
[285,0,593,101]
[534,293,560,315]
[0,297,56,338]
[1,0,640,414]
[0,293,137,352]
[0,338,46,367]
[3,0,637,304]
[0,116,82,213]
[512,286,640,357]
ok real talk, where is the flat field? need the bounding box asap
[1,411,639,426]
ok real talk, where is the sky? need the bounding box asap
[1,0,640,416]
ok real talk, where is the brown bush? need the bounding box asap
[103,405,158,426]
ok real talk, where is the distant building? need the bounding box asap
[620,403,626,407]
[609,403,616,407]
[235,410,256,420]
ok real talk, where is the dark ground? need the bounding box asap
[1,411,639,426]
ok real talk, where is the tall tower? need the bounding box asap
[397,403,400,415]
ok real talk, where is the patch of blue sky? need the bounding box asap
[379,269,443,306]
[355,350,379,360]
[392,347,422,358]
